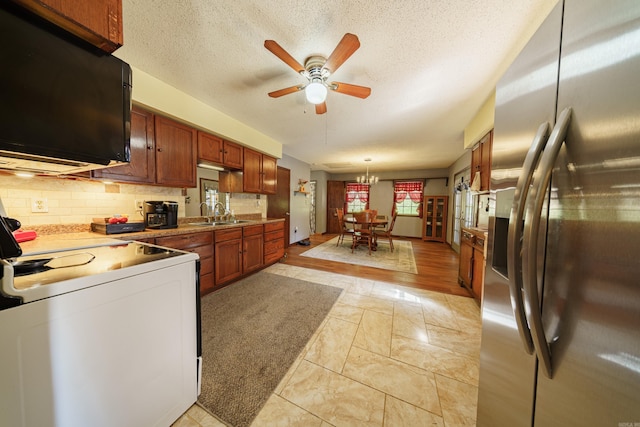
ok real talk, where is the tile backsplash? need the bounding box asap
[0,174,266,227]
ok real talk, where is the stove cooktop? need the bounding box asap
[1,241,196,305]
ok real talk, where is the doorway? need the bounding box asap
[326,180,345,234]
[308,180,317,234]
[451,168,475,253]
[267,166,291,247]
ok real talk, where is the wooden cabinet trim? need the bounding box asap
[13,0,124,53]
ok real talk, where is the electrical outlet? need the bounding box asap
[31,198,48,213]
[135,200,144,210]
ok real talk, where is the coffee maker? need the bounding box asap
[143,201,178,229]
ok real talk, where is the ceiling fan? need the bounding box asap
[264,33,371,115]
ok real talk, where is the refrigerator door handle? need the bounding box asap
[507,122,550,355]
[522,107,572,379]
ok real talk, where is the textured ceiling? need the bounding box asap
[114,0,558,174]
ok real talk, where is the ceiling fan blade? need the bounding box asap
[315,102,327,115]
[264,40,305,73]
[268,85,304,98]
[324,33,360,73]
[331,82,371,99]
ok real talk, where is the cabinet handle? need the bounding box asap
[157,148,163,152]
[147,145,153,150]
[507,121,550,356]
[522,107,572,379]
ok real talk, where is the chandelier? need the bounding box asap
[356,158,379,185]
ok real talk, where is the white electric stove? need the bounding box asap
[0,239,201,427]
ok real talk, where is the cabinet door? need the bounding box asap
[423,196,447,242]
[471,131,493,192]
[434,196,447,241]
[243,148,263,193]
[262,154,277,194]
[458,228,474,287]
[215,238,242,284]
[243,233,264,273]
[155,116,197,187]
[472,247,485,300]
[13,0,123,53]
[92,106,156,183]
[197,132,223,164]
[480,131,493,191]
[222,140,243,169]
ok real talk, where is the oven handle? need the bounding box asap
[507,121,550,355]
[522,107,572,379]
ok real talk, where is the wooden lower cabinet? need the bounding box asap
[458,231,474,287]
[458,227,486,303]
[130,221,285,293]
[155,231,214,296]
[264,221,285,264]
[214,228,243,285]
[243,225,264,274]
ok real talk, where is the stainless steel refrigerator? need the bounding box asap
[477,0,640,425]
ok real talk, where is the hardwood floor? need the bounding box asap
[283,233,473,298]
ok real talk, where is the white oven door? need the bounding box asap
[0,259,197,427]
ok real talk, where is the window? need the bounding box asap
[393,181,423,217]
[345,183,370,213]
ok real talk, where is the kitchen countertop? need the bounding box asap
[17,217,285,255]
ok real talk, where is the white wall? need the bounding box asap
[277,154,311,244]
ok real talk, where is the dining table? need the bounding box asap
[344,214,388,250]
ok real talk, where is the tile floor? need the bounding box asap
[172,263,481,427]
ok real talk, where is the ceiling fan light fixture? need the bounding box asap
[305,80,327,104]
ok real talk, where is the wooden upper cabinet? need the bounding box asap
[197,132,243,170]
[222,140,243,169]
[92,106,155,184]
[242,148,277,195]
[471,130,493,192]
[12,0,123,53]
[261,154,277,195]
[242,148,262,193]
[154,116,197,188]
[197,132,223,164]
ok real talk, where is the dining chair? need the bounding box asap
[352,211,374,255]
[336,208,355,246]
[375,211,398,252]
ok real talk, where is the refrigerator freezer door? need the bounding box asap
[476,3,563,426]
[533,0,640,424]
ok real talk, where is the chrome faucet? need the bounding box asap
[199,202,212,222]
[213,202,227,221]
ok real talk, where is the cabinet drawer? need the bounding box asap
[215,228,242,242]
[156,231,212,250]
[264,239,284,255]
[265,249,284,264]
[199,255,214,276]
[461,230,475,244]
[264,229,284,242]
[243,224,263,236]
[264,221,284,233]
